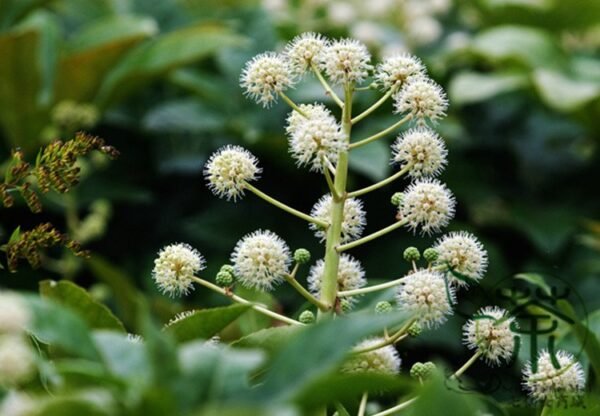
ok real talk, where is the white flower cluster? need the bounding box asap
[375,53,425,90]
[463,306,517,366]
[285,32,327,75]
[152,243,205,297]
[523,350,585,405]
[240,52,295,107]
[394,77,448,123]
[396,270,454,328]
[400,179,455,235]
[342,338,401,375]
[308,254,365,304]
[434,232,488,287]
[285,104,346,172]
[231,230,291,291]
[391,127,447,178]
[204,145,261,201]
[317,38,372,85]
[309,195,366,243]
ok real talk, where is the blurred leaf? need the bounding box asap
[533,69,600,112]
[0,0,53,30]
[233,325,302,355]
[142,99,226,134]
[514,273,551,295]
[31,393,115,416]
[93,331,151,380]
[40,280,126,332]
[24,295,100,360]
[449,71,527,105]
[234,286,279,335]
[96,23,245,107]
[509,206,575,254]
[349,139,390,181]
[164,304,250,343]
[471,25,561,68]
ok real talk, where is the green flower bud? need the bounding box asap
[423,248,439,263]
[407,322,422,337]
[293,248,311,264]
[299,310,315,324]
[403,247,420,262]
[340,299,353,313]
[375,301,393,314]
[215,270,233,287]
[220,264,235,275]
[390,192,404,206]
[410,361,436,380]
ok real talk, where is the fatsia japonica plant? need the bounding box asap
[147,33,586,414]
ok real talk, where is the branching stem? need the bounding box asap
[338,219,408,252]
[349,114,412,150]
[279,92,308,117]
[347,163,413,198]
[338,276,406,297]
[311,63,344,108]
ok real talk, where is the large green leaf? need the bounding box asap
[54,15,157,102]
[533,69,600,112]
[93,331,151,381]
[40,280,126,332]
[449,71,528,105]
[95,23,245,107]
[31,394,115,416]
[23,295,100,360]
[164,304,250,343]
[233,325,302,355]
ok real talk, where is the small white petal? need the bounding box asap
[309,195,366,243]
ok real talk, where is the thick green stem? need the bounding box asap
[284,274,330,311]
[338,219,408,252]
[358,392,368,416]
[191,276,303,326]
[347,163,413,198]
[244,182,327,228]
[349,114,412,150]
[318,84,353,317]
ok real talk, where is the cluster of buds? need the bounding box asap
[1,133,118,213]
[3,223,88,272]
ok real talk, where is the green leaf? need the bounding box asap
[92,331,151,381]
[95,23,245,107]
[32,394,115,416]
[514,273,551,295]
[40,280,126,332]
[23,295,100,360]
[248,312,411,402]
[233,325,303,355]
[449,71,528,105]
[164,304,250,343]
[471,25,561,68]
[533,69,600,112]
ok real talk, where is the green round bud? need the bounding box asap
[407,322,422,337]
[410,361,436,380]
[375,301,393,314]
[215,270,233,287]
[293,248,311,264]
[340,299,353,313]
[423,361,436,376]
[423,248,439,263]
[410,362,424,379]
[299,310,315,324]
[220,264,235,275]
[390,192,404,206]
[403,247,420,262]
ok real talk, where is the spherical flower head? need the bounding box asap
[285,32,327,75]
[308,254,366,305]
[215,270,234,287]
[375,301,393,314]
[463,306,517,366]
[318,38,372,85]
[396,270,454,328]
[240,52,295,107]
[375,53,426,90]
[390,191,404,206]
[407,322,423,337]
[231,230,291,291]
[523,350,585,406]
[400,179,455,235]
[423,248,439,263]
[152,243,205,297]
[204,145,261,201]
[342,338,401,375]
[0,335,36,387]
[391,127,447,178]
[286,105,347,172]
[410,361,436,380]
[299,310,315,324]
[433,231,488,287]
[293,248,311,264]
[394,77,448,123]
[309,195,366,243]
[0,292,30,334]
[403,246,421,262]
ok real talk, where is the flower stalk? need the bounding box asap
[349,114,412,150]
[338,219,408,252]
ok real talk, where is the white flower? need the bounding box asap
[0,292,30,334]
[285,32,327,75]
[434,232,488,287]
[308,254,366,305]
[396,270,454,328]
[204,145,261,201]
[231,230,291,291]
[0,390,36,416]
[394,77,448,123]
[127,333,143,344]
[391,127,447,178]
[523,350,585,406]
[318,38,372,84]
[326,2,356,26]
[152,243,205,297]
[342,338,401,374]
[309,195,366,243]
[286,105,346,172]
[463,306,517,365]
[407,16,443,45]
[400,179,455,235]
[240,52,295,107]
[375,53,426,90]
[0,335,35,387]
[167,310,197,326]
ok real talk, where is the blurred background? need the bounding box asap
[1,0,599,399]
